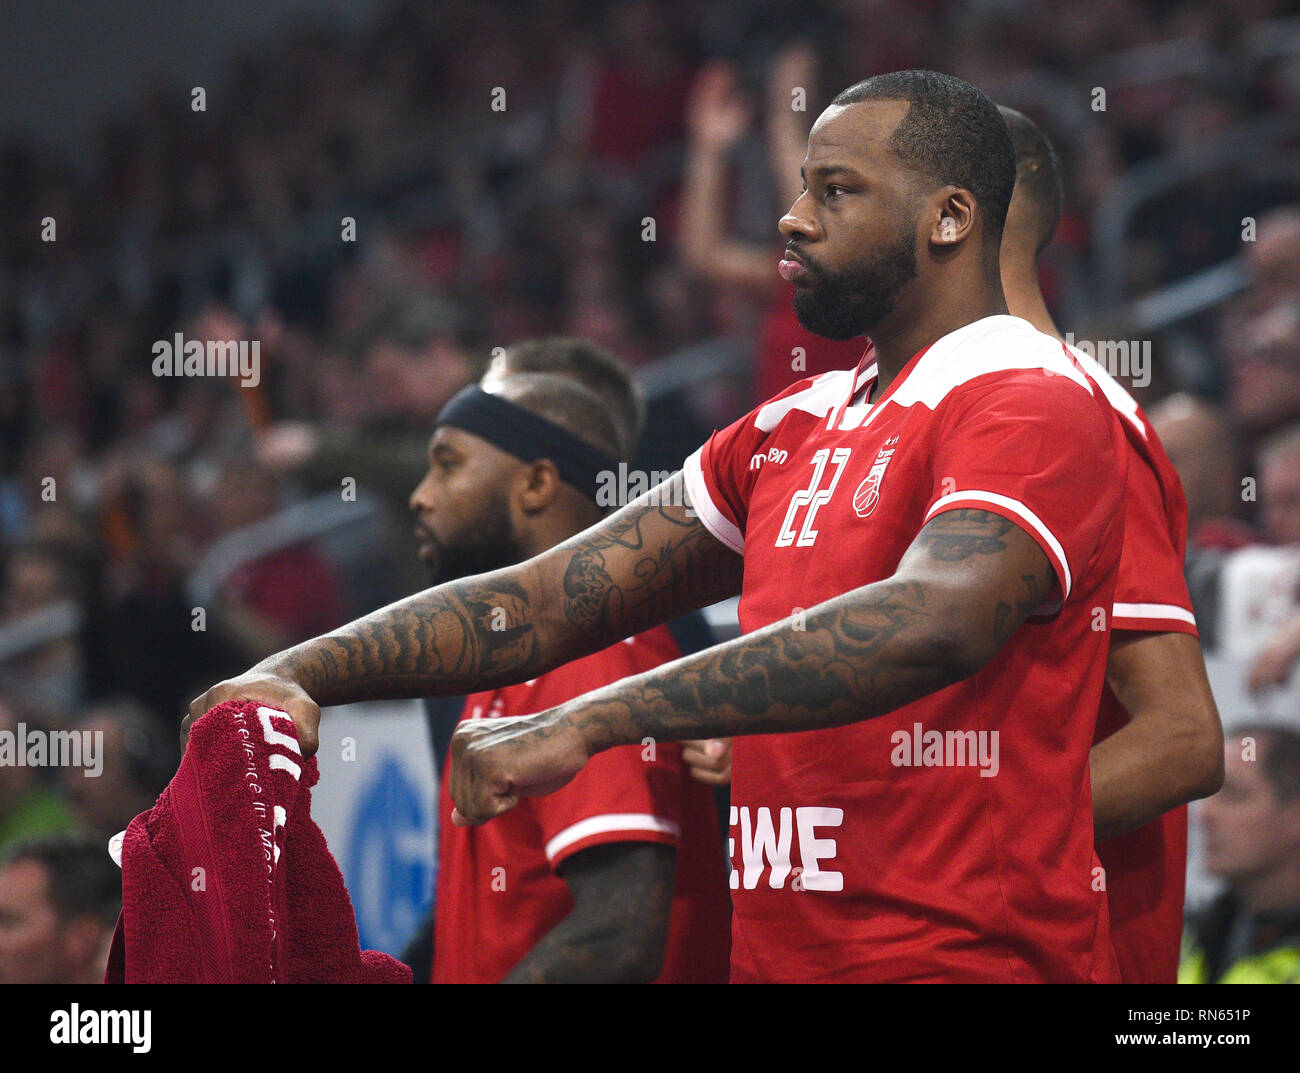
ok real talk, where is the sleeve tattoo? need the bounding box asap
[263,474,744,706]
[559,509,1058,752]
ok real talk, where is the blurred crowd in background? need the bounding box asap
[2,0,1300,982]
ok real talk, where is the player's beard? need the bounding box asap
[422,495,525,586]
[792,227,919,340]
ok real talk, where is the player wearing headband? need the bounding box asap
[406,368,729,983]
[191,71,1128,982]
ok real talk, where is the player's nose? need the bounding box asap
[779,193,819,242]
[409,472,434,515]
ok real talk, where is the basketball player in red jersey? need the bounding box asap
[998,106,1223,983]
[685,106,1227,983]
[192,71,1131,982]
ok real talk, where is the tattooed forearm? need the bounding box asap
[254,474,741,707]
[502,843,675,984]
[561,474,743,638]
[555,508,1056,752]
[565,577,961,751]
[258,566,549,706]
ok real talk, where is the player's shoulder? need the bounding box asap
[697,362,861,473]
[900,315,1097,412]
[1064,342,1153,441]
[1062,341,1191,502]
[748,366,859,432]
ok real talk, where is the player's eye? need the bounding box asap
[826,185,850,200]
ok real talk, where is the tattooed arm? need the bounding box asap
[449,508,1058,824]
[502,843,676,984]
[185,473,743,755]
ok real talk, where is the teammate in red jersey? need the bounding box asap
[996,107,1223,983]
[189,71,1127,982]
[683,107,1229,981]
[415,363,728,983]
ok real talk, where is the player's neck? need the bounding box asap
[1002,260,1062,341]
[868,279,1008,396]
[523,505,601,560]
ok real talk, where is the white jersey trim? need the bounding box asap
[1112,602,1196,626]
[1066,344,1148,439]
[755,368,855,431]
[926,489,1073,601]
[746,318,1094,438]
[684,448,744,554]
[847,316,1094,438]
[544,813,682,862]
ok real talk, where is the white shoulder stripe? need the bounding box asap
[842,317,1098,438]
[891,316,1093,408]
[926,489,1073,601]
[755,369,855,431]
[684,448,744,554]
[1067,345,1147,439]
[750,319,1092,437]
[544,813,682,862]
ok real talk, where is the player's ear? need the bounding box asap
[515,460,562,515]
[928,187,976,248]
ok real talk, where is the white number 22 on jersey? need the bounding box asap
[776,447,851,548]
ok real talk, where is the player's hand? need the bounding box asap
[682,738,731,785]
[766,41,817,118]
[449,710,589,826]
[685,61,751,152]
[185,673,322,757]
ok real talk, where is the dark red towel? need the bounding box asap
[105,699,410,983]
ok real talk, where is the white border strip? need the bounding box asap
[545,813,682,862]
[1113,602,1196,626]
[926,490,1073,600]
[683,449,744,554]
[257,707,302,754]
[269,753,302,781]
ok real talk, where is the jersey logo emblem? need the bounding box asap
[749,447,789,470]
[852,437,899,518]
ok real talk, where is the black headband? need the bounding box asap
[435,385,619,504]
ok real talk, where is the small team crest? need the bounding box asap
[853,437,899,518]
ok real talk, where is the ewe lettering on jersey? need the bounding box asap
[728,805,844,891]
[688,317,1127,981]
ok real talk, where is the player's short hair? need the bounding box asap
[1228,725,1300,803]
[2,833,123,927]
[831,70,1016,240]
[998,106,1065,254]
[489,338,646,459]
[491,372,624,463]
